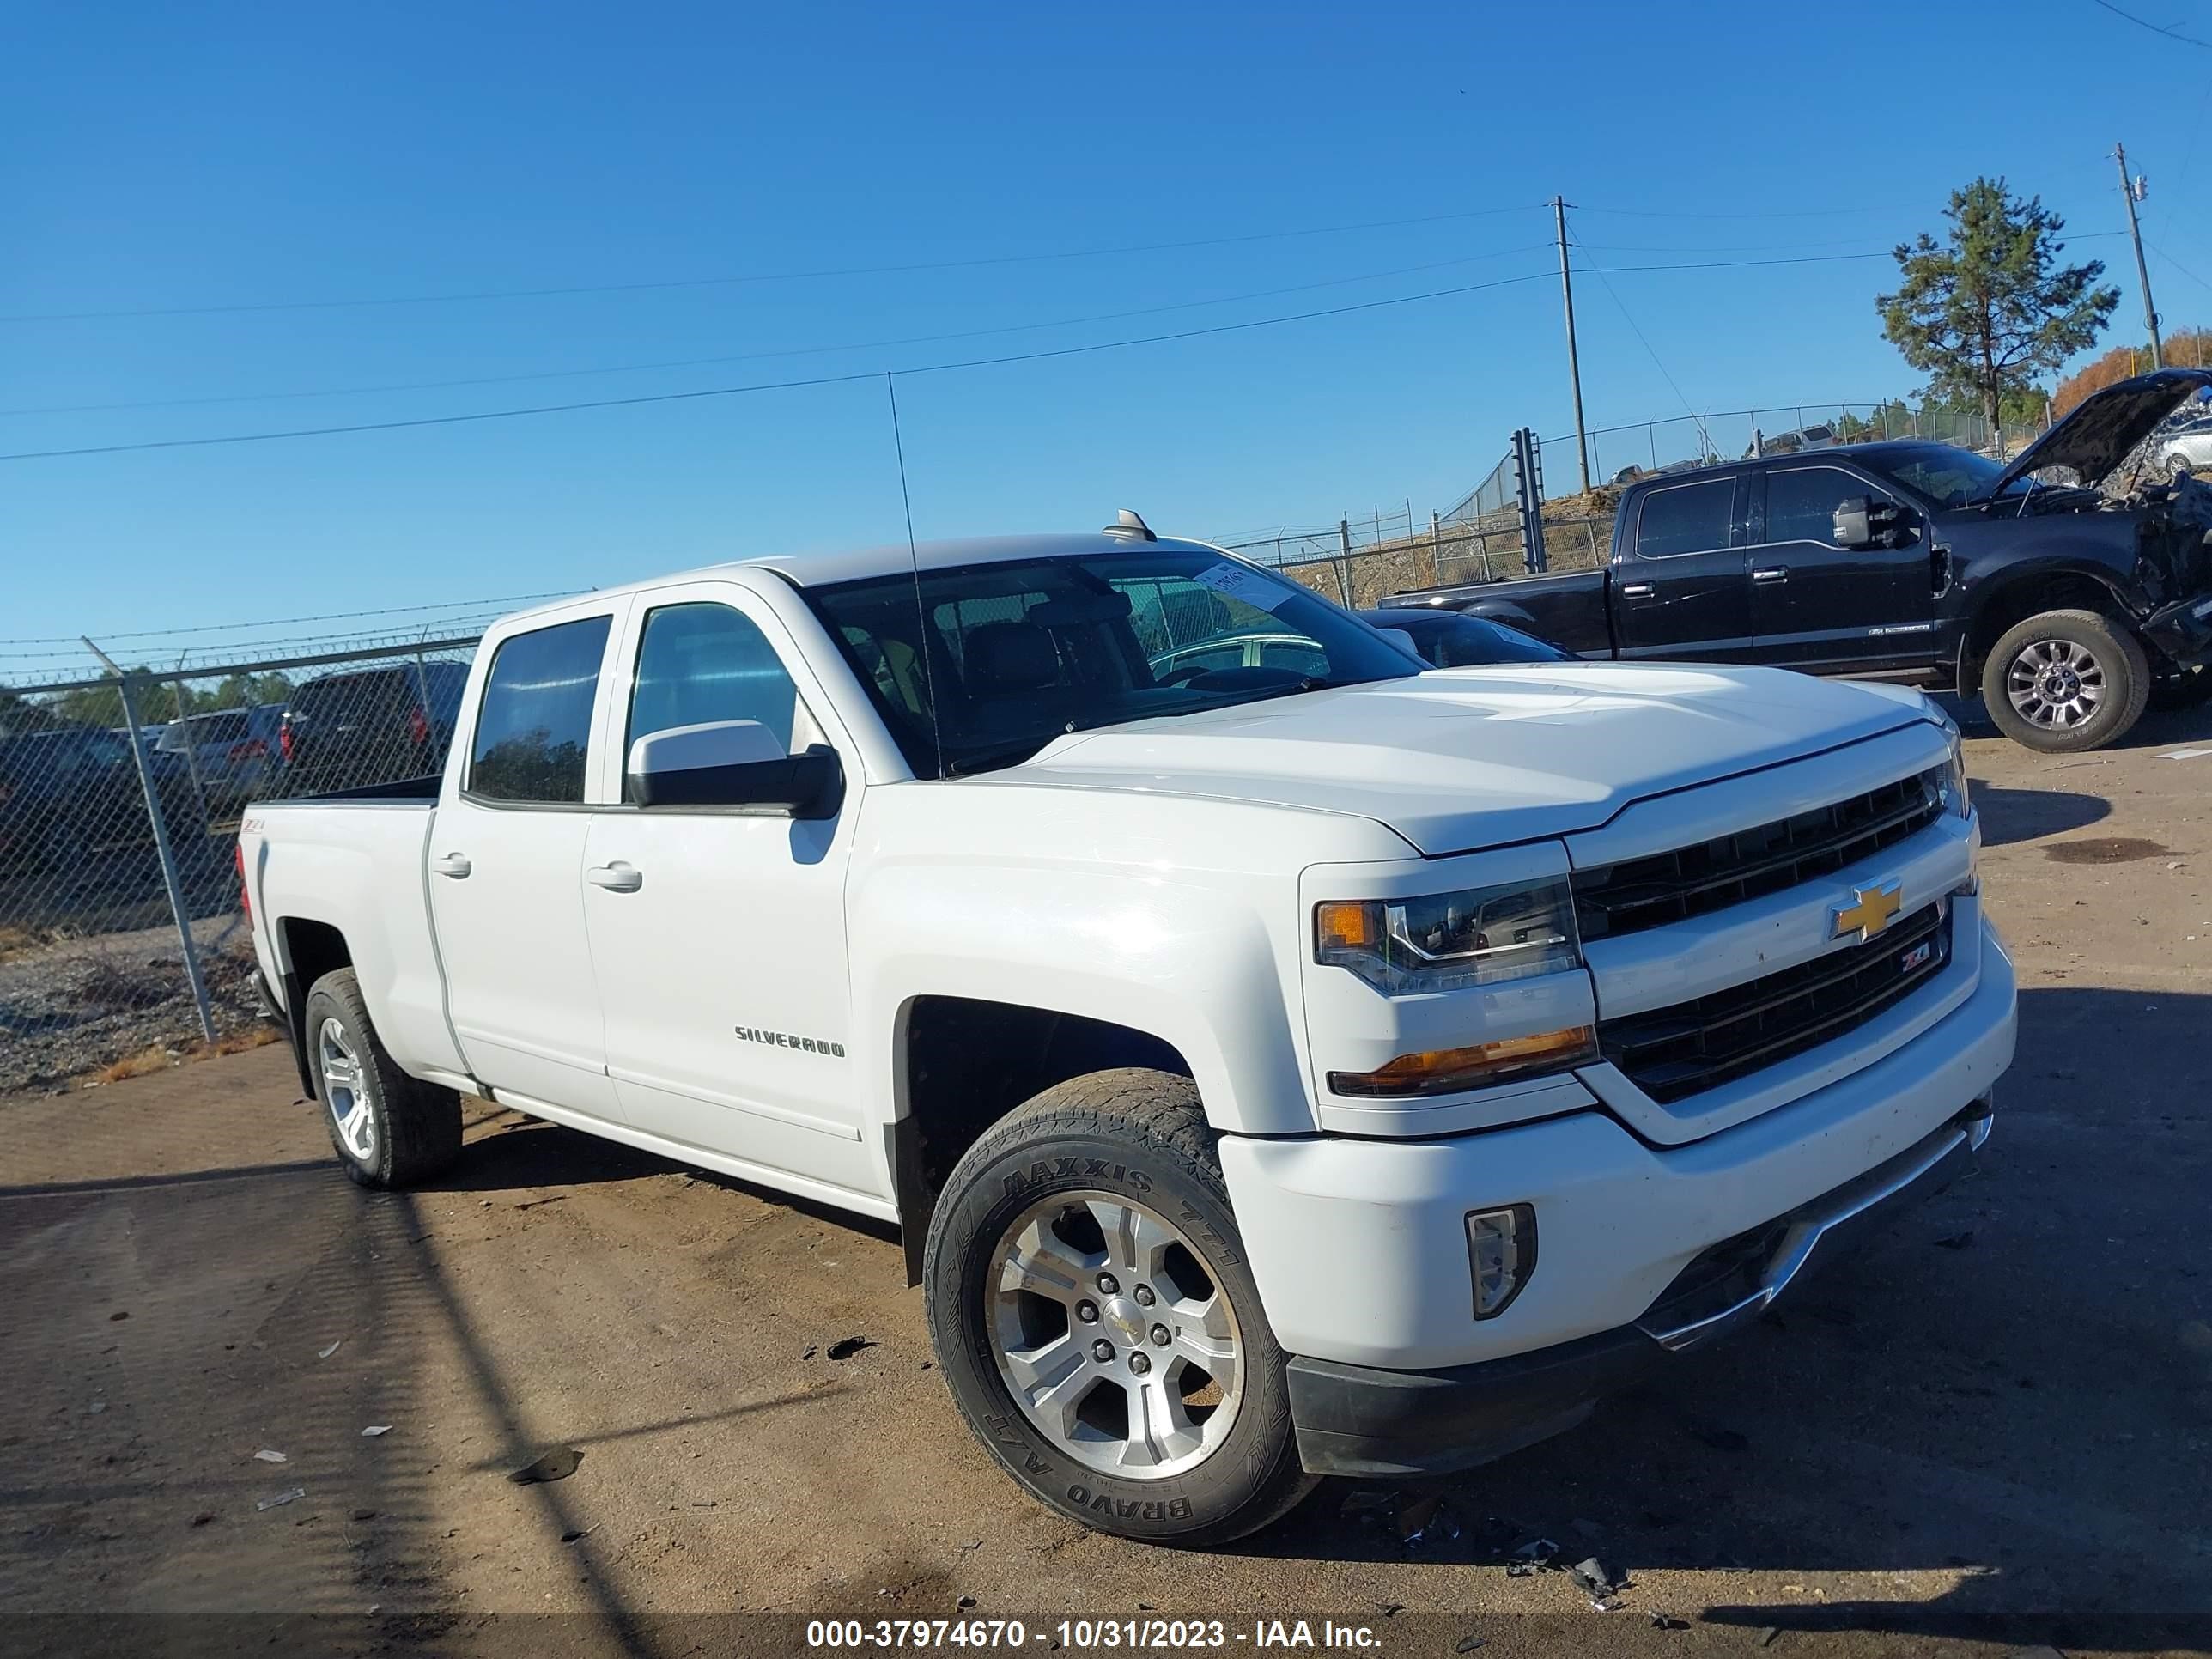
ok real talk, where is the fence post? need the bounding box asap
[1336,518,1353,605]
[115,670,217,1043]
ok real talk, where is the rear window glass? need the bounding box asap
[468,616,612,804]
[1634,477,1735,559]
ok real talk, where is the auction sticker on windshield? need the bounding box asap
[1192,561,1292,611]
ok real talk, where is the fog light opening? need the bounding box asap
[1466,1203,1537,1320]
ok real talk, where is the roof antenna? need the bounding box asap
[1102,508,1156,543]
[884,372,943,779]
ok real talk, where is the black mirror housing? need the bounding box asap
[632,744,844,817]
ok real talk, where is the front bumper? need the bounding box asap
[1286,1102,1989,1477]
[2144,590,2212,666]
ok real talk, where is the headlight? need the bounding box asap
[1316,876,1583,995]
[1939,730,1970,819]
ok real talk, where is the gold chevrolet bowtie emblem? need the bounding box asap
[1832,880,1904,943]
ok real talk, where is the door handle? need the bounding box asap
[1751,567,1790,584]
[586,862,643,893]
[430,853,472,879]
[1619,583,1656,599]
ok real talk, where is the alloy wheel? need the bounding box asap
[988,1191,1243,1480]
[2006,637,2106,732]
[319,1017,376,1164]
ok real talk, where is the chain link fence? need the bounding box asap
[0,636,480,1093]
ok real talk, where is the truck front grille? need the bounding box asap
[1572,767,1946,941]
[1597,902,1951,1104]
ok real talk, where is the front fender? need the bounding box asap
[854,861,1317,1137]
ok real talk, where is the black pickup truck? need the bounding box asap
[1384,368,2212,751]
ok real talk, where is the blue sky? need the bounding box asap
[5,0,2209,668]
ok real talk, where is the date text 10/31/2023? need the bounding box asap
[805,1619,1384,1650]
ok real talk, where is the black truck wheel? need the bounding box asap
[921,1069,1314,1546]
[1980,610,2150,753]
[301,968,460,1188]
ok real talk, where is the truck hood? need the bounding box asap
[1980,368,2212,499]
[1000,663,1928,855]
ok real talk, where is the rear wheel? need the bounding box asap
[1980,609,2150,753]
[922,1069,1313,1545]
[302,968,460,1188]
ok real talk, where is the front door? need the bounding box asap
[428,605,625,1121]
[580,583,875,1201]
[1613,472,1757,662]
[1747,462,1936,672]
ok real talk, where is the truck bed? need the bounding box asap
[1381,568,1613,657]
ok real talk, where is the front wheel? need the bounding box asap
[921,1070,1314,1546]
[1980,609,2150,753]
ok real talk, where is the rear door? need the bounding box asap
[1613,473,1757,661]
[428,602,628,1121]
[1747,462,1936,672]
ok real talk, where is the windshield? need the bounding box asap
[805,549,1419,777]
[1859,443,2029,508]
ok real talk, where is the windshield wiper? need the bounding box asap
[944,736,1058,778]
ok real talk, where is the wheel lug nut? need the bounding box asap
[1076,1301,1098,1323]
[1128,1352,1151,1376]
[1091,1340,1114,1363]
[1097,1273,1119,1295]
[1133,1285,1155,1306]
[1150,1324,1170,1346]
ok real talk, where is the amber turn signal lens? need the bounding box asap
[1315,900,1378,952]
[1327,1025,1597,1099]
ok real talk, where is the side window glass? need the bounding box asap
[468,615,612,804]
[626,602,802,777]
[1765,466,1857,546]
[1633,478,1735,559]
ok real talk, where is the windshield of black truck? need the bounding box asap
[1863,444,2029,508]
[805,550,1420,779]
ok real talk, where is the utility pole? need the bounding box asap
[1553,196,1591,495]
[2114,142,2163,370]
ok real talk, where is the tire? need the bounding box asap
[922,1069,1315,1546]
[1979,609,2151,753]
[302,968,461,1188]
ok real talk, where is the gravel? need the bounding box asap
[0,916,271,1095]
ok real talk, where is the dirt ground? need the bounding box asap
[3,696,2209,1658]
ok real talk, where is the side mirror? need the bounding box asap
[1374,626,1423,661]
[1832,497,1874,547]
[1832,496,1911,549]
[626,720,843,817]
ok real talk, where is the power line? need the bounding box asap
[0,271,1561,463]
[1565,220,1714,459]
[0,245,1557,419]
[1573,202,1899,221]
[2090,0,2212,49]
[0,592,577,646]
[0,248,1920,465]
[0,204,1548,325]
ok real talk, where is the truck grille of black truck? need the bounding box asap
[1597,903,1951,1104]
[1571,767,1946,941]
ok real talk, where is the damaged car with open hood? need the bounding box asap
[1385,368,2212,751]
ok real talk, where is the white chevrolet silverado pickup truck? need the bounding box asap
[240,521,2016,1544]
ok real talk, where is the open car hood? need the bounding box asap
[1979,368,2212,499]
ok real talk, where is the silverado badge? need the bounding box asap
[1831,880,1905,944]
